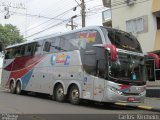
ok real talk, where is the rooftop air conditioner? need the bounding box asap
[125,0,136,6]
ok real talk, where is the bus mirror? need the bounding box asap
[147,53,160,69]
[92,44,117,62]
[103,44,117,62]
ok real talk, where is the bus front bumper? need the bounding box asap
[102,87,146,103]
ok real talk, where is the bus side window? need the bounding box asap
[50,37,60,52]
[59,37,67,51]
[60,33,80,51]
[35,41,43,55]
[15,46,22,57]
[21,45,25,56]
[43,41,51,52]
[96,48,108,79]
[24,43,36,56]
[43,37,61,53]
[5,48,15,59]
[82,30,103,76]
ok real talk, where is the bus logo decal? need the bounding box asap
[51,54,56,65]
[79,31,97,43]
[51,53,71,65]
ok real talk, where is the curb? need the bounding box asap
[114,103,160,112]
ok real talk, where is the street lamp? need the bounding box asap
[71,15,77,30]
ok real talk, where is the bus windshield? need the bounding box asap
[108,52,145,83]
[101,27,142,53]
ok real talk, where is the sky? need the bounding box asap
[0,0,106,66]
[0,0,106,41]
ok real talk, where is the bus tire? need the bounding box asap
[16,82,22,95]
[10,81,15,94]
[69,85,80,105]
[55,84,65,102]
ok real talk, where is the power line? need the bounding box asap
[24,18,70,39]
[23,6,78,34]
[9,11,65,21]
[25,14,81,39]
[23,0,105,39]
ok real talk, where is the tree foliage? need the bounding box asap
[0,24,24,48]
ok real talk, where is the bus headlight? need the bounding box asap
[139,91,146,96]
[108,86,123,95]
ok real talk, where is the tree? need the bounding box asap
[0,24,24,48]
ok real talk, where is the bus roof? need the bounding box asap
[6,26,105,49]
[6,26,126,49]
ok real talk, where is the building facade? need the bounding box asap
[102,0,160,53]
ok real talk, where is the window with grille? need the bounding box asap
[126,16,148,34]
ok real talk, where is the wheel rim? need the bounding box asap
[56,87,64,100]
[71,89,79,101]
[10,83,14,91]
[16,84,21,94]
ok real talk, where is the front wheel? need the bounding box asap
[69,85,80,105]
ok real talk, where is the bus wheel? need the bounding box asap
[10,81,15,94]
[69,85,80,105]
[16,82,22,95]
[55,84,65,102]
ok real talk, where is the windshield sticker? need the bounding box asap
[122,45,135,50]
[79,31,97,43]
[51,53,70,65]
[132,73,137,80]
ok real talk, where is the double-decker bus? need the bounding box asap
[0,26,146,104]
[145,50,160,97]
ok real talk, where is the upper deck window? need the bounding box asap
[101,27,142,53]
[5,48,15,59]
[5,42,38,59]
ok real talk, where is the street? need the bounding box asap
[0,89,158,114]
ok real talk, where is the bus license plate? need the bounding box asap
[128,97,135,102]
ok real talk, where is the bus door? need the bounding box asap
[80,30,105,101]
[93,47,106,101]
[82,50,95,100]
[83,47,106,101]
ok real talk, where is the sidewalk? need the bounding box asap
[140,97,160,109]
[115,97,160,112]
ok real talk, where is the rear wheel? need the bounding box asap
[69,85,80,105]
[55,84,65,102]
[10,81,15,94]
[16,82,22,95]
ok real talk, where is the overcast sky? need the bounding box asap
[0,0,106,41]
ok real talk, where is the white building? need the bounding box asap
[102,0,160,53]
[0,56,3,84]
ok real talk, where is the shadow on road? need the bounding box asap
[3,91,136,111]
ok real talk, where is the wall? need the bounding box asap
[111,0,157,53]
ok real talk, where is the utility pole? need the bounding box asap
[74,0,86,27]
[1,1,26,19]
[66,15,77,30]
[81,0,86,27]
[4,7,10,19]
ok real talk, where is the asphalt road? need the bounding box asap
[0,89,158,115]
